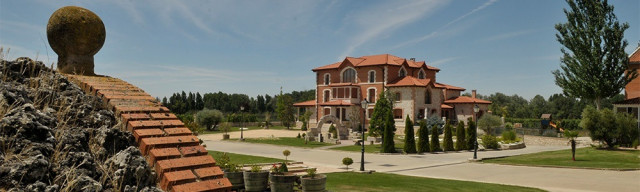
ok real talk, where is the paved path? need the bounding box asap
[201,130,640,192]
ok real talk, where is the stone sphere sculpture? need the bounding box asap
[47,6,105,76]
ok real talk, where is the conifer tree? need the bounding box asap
[455,121,467,151]
[403,115,417,154]
[442,122,454,152]
[466,117,477,150]
[553,0,636,110]
[381,105,396,153]
[417,121,430,153]
[430,125,442,152]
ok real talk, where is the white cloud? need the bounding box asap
[113,0,144,25]
[339,0,450,58]
[393,0,499,49]
[480,29,535,42]
[429,57,458,67]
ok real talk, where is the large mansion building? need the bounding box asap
[294,54,491,132]
[613,46,640,131]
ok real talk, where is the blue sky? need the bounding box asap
[1,0,638,100]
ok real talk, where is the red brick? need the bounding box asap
[164,127,192,136]
[155,155,216,175]
[179,145,207,157]
[103,95,155,101]
[148,148,182,165]
[150,113,178,120]
[115,106,169,116]
[139,135,199,155]
[127,119,184,131]
[171,178,232,192]
[193,167,224,180]
[133,128,164,142]
[160,170,197,190]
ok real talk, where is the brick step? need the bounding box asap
[133,128,165,142]
[155,155,217,176]
[164,128,193,136]
[128,119,185,131]
[103,95,155,101]
[171,178,233,192]
[149,148,182,166]
[121,112,178,125]
[97,90,149,96]
[178,145,207,157]
[193,167,224,180]
[139,135,200,155]
[160,170,197,190]
[115,106,170,116]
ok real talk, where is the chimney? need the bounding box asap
[472,90,477,99]
[410,58,415,61]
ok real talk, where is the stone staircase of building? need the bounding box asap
[66,75,231,192]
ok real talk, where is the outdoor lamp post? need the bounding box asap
[473,104,480,159]
[240,106,245,141]
[360,99,368,171]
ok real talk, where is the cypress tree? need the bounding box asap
[417,121,430,153]
[466,117,477,150]
[381,104,396,153]
[430,125,442,152]
[403,115,417,154]
[455,121,467,151]
[442,122,454,152]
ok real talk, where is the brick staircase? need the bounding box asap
[66,75,232,192]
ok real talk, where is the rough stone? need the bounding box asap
[106,146,158,191]
[47,6,105,75]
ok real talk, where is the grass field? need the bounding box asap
[208,150,288,165]
[484,147,640,170]
[234,137,335,148]
[325,172,544,192]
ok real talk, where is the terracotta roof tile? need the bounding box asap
[444,96,491,104]
[613,97,640,105]
[434,82,466,91]
[293,100,316,107]
[387,76,432,87]
[312,54,439,71]
[441,104,453,109]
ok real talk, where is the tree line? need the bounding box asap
[161,90,315,115]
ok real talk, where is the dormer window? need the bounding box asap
[342,68,356,83]
[418,70,425,79]
[368,70,375,83]
[399,68,407,77]
[324,74,330,85]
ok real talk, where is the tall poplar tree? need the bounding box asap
[553,0,637,110]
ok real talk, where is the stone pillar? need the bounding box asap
[47,6,105,76]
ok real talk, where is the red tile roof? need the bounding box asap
[293,100,316,107]
[441,104,453,109]
[387,76,432,87]
[444,96,492,104]
[312,54,440,71]
[613,97,640,105]
[319,100,354,106]
[434,82,466,91]
[630,46,640,64]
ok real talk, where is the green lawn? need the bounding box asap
[208,150,288,165]
[200,125,297,134]
[325,172,544,192]
[234,137,335,148]
[484,147,640,170]
[330,140,405,153]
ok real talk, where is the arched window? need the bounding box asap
[323,90,330,102]
[418,70,425,79]
[399,68,407,77]
[425,89,431,104]
[324,74,330,85]
[368,70,375,83]
[342,68,356,83]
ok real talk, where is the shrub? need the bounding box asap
[279,162,288,173]
[442,122,454,152]
[283,149,291,161]
[478,114,501,135]
[250,165,262,172]
[417,121,430,153]
[328,124,337,139]
[342,157,354,170]
[481,134,499,149]
[306,168,317,178]
[430,125,442,152]
[196,109,223,130]
[504,122,514,130]
[558,119,581,130]
[501,130,517,143]
[425,116,444,134]
[302,133,306,138]
[404,115,417,153]
[580,106,639,148]
[297,133,301,139]
[466,117,477,150]
[455,121,466,151]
